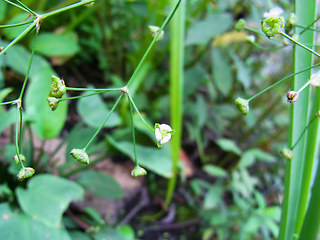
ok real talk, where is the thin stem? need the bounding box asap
[40,0,95,19]
[15,106,24,168]
[19,31,38,100]
[297,80,311,94]
[83,94,123,151]
[0,21,36,56]
[3,0,30,12]
[0,20,34,28]
[58,91,105,102]
[299,15,320,35]
[128,94,138,167]
[0,100,18,106]
[291,115,317,150]
[66,87,122,92]
[15,0,37,16]
[280,32,320,59]
[18,107,23,153]
[248,63,320,101]
[244,26,264,36]
[127,93,154,133]
[296,25,320,33]
[126,0,182,87]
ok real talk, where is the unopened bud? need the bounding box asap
[285,13,296,33]
[47,97,59,111]
[280,148,293,161]
[70,148,89,164]
[261,16,284,38]
[13,154,26,165]
[287,91,298,103]
[235,97,249,115]
[148,25,164,41]
[17,167,35,181]
[235,19,246,31]
[0,46,7,55]
[131,166,147,177]
[49,75,66,98]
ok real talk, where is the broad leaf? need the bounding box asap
[16,174,84,227]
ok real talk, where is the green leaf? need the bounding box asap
[93,226,134,240]
[203,164,228,178]
[77,91,120,129]
[16,174,84,227]
[76,170,123,199]
[230,52,252,88]
[107,136,173,178]
[0,1,6,22]
[185,13,233,45]
[211,48,233,96]
[216,138,242,155]
[0,203,71,240]
[203,185,223,209]
[69,231,92,240]
[239,148,276,168]
[33,32,80,57]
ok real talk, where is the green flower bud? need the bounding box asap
[235,97,249,115]
[285,13,296,34]
[70,148,89,164]
[235,19,246,31]
[287,91,298,103]
[47,97,59,111]
[17,167,35,181]
[49,75,66,98]
[148,25,164,40]
[131,166,147,177]
[13,154,26,165]
[280,148,293,161]
[261,16,284,38]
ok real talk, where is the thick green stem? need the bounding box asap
[164,0,185,208]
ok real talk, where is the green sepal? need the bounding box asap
[70,148,89,165]
[13,154,26,165]
[235,97,249,115]
[17,167,35,181]
[131,166,147,177]
[48,75,66,98]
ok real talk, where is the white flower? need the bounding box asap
[154,123,174,148]
[263,6,284,18]
[310,71,320,87]
[245,35,256,43]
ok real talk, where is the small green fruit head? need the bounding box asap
[148,25,164,41]
[234,19,246,31]
[261,16,284,38]
[131,165,147,178]
[70,148,89,165]
[155,123,175,148]
[280,148,293,161]
[17,167,35,181]
[287,91,298,103]
[235,97,249,115]
[13,154,26,165]
[47,97,59,111]
[285,13,296,34]
[49,75,66,98]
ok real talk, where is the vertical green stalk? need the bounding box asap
[164,0,185,207]
[278,0,317,239]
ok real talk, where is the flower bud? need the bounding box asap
[47,97,59,111]
[0,46,7,55]
[148,25,164,40]
[235,97,249,115]
[280,148,293,161]
[235,19,246,31]
[287,91,298,103]
[285,13,296,33]
[310,71,320,87]
[131,166,147,177]
[17,167,35,181]
[13,154,26,165]
[261,16,284,38]
[70,148,89,164]
[48,75,66,98]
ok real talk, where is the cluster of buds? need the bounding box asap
[261,16,284,38]
[47,75,66,111]
[70,148,89,165]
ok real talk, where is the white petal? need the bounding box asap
[310,71,320,86]
[160,133,171,144]
[159,124,172,132]
[155,128,162,141]
[263,6,284,18]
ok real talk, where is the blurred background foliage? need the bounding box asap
[0,0,300,239]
